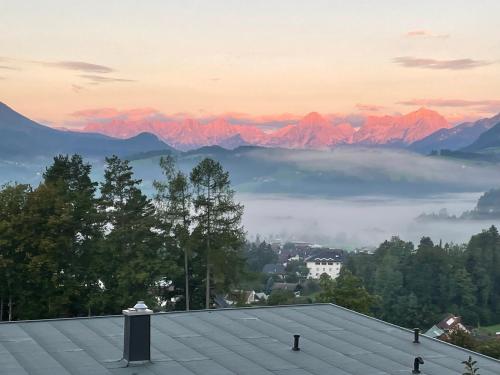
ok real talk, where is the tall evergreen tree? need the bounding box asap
[190,158,245,309]
[0,183,30,320]
[154,155,192,310]
[100,155,178,311]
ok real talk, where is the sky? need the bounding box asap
[1,0,500,126]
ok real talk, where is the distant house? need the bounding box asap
[425,314,470,339]
[254,292,268,302]
[262,263,285,275]
[305,249,344,279]
[215,290,257,308]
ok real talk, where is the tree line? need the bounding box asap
[0,154,245,320]
[346,228,500,329]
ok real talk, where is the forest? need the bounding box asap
[0,154,245,320]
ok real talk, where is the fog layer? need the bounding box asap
[238,192,499,248]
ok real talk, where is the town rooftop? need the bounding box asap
[1,303,500,375]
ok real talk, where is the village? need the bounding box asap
[213,240,349,308]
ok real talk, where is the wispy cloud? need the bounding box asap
[398,98,500,123]
[405,30,449,39]
[0,57,135,83]
[41,60,114,73]
[0,65,19,71]
[71,84,84,93]
[356,103,383,112]
[80,74,135,84]
[393,56,491,70]
[398,98,500,108]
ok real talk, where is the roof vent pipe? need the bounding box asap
[123,301,153,363]
[412,356,424,374]
[292,334,300,351]
[413,328,420,343]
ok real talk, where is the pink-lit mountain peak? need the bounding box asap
[80,108,451,149]
[266,113,355,148]
[355,107,450,144]
[299,112,331,127]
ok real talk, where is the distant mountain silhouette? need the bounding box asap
[410,112,500,153]
[462,121,500,153]
[0,102,172,159]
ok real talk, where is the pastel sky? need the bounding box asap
[1,0,500,125]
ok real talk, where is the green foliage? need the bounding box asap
[267,289,295,305]
[154,155,192,310]
[0,154,247,319]
[462,356,480,375]
[475,339,500,360]
[345,229,500,329]
[244,241,278,273]
[284,260,310,283]
[98,155,179,312]
[317,269,377,315]
[444,330,476,350]
[190,158,245,308]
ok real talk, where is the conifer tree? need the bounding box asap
[100,155,178,311]
[190,158,245,309]
[154,155,192,310]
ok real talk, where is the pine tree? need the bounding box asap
[100,155,178,311]
[0,183,30,320]
[154,155,192,310]
[190,158,245,309]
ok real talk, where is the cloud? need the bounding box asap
[71,107,164,121]
[80,74,135,84]
[40,60,114,73]
[405,30,449,39]
[398,98,500,108]
[71,84,84,93]
[0,65,19,71]
[393,56,491,70]
[356,103,383,112]
[398,98,500,117]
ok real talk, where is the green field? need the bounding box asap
[479,324,500,335]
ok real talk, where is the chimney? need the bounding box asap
[123,301,153,363]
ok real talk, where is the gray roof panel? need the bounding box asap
[1,304,499,375]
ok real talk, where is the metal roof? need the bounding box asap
[1,303,500,375]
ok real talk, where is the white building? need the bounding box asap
[306,249,344,279]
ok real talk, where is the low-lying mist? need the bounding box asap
[238,192,500,248]
[248,147,500,192]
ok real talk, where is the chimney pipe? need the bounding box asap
[412,356,424,374]
[123,301,153,363]
[413,328,420,343]
[292,334,300,351]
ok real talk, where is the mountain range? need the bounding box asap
[0,102,172,160]
[2,101,500,196]
[410,113,500,153]
[2,101,500,162]
[81,107,452,150]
